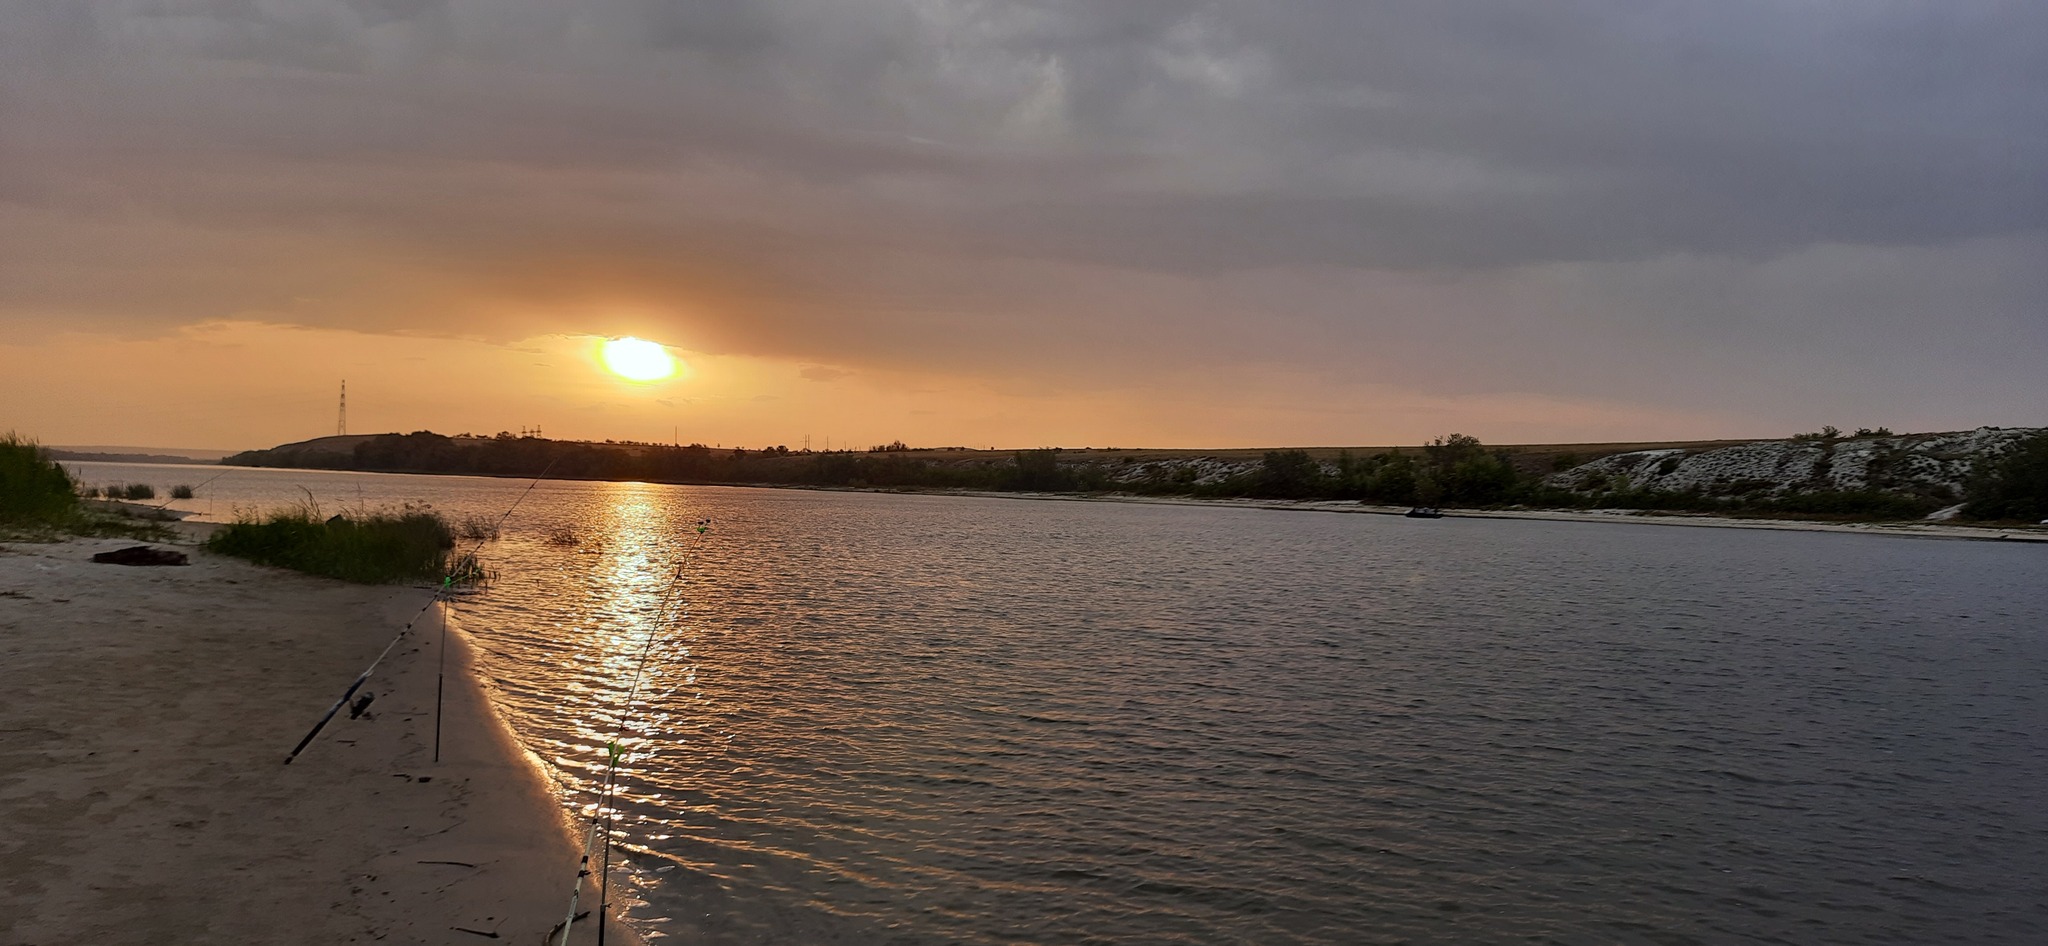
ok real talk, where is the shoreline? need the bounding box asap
[0,533,640,945]
[78,458,2040,545]
[884,488,2048,543]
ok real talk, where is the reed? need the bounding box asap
[206,509,456,584]
[542,524,582,547]
[0,433,81,526]
[454,514,502,541]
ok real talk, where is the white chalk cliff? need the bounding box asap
[1546,427,2043,501]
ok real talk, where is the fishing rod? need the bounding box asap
[596,530,705,946]
[556,518,714,946]
[282,617,410,764]
[282,455,560,765]
[556,523,708,946]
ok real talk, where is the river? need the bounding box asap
[66,461,2048,944]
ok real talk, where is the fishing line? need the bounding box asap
[557,518,714,946]
[283,455,560,765]
[434,576,455,762]
[433,454,562,761]
[151,470,229,511]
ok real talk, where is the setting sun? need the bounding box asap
[600,336,677,382]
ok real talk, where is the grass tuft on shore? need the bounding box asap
[206,510,457,584]
[1,432,81,526]
[1,434,173,540]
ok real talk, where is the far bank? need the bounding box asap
[111,424,2048,534]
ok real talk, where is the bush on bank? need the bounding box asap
[0,433,80,527]
[1962,432,2048,522]
[206,510,455,584]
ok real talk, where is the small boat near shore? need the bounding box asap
[1405,507,1444,519]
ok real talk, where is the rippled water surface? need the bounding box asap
[75,463,2048,943]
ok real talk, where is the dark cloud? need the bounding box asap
[633,0,777,55]
[343,0,445,28]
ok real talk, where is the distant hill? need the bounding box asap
[224,433,652,468]
[227,432,1751,470]
[49,445,239,464]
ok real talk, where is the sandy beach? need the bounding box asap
[0,531,637,945]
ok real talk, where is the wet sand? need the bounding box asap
[0,533,638,945]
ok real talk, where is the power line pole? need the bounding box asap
[337,380,347,436]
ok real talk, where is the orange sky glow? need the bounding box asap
[3,320,1739,451]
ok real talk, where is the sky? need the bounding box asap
[4,1,2043,451]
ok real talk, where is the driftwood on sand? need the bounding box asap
[90,545,190,566]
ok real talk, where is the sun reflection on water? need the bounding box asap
[475,481,725,830]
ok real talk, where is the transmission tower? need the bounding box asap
[337,380,347,436]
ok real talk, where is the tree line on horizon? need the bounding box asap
[221,428,2048,522]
